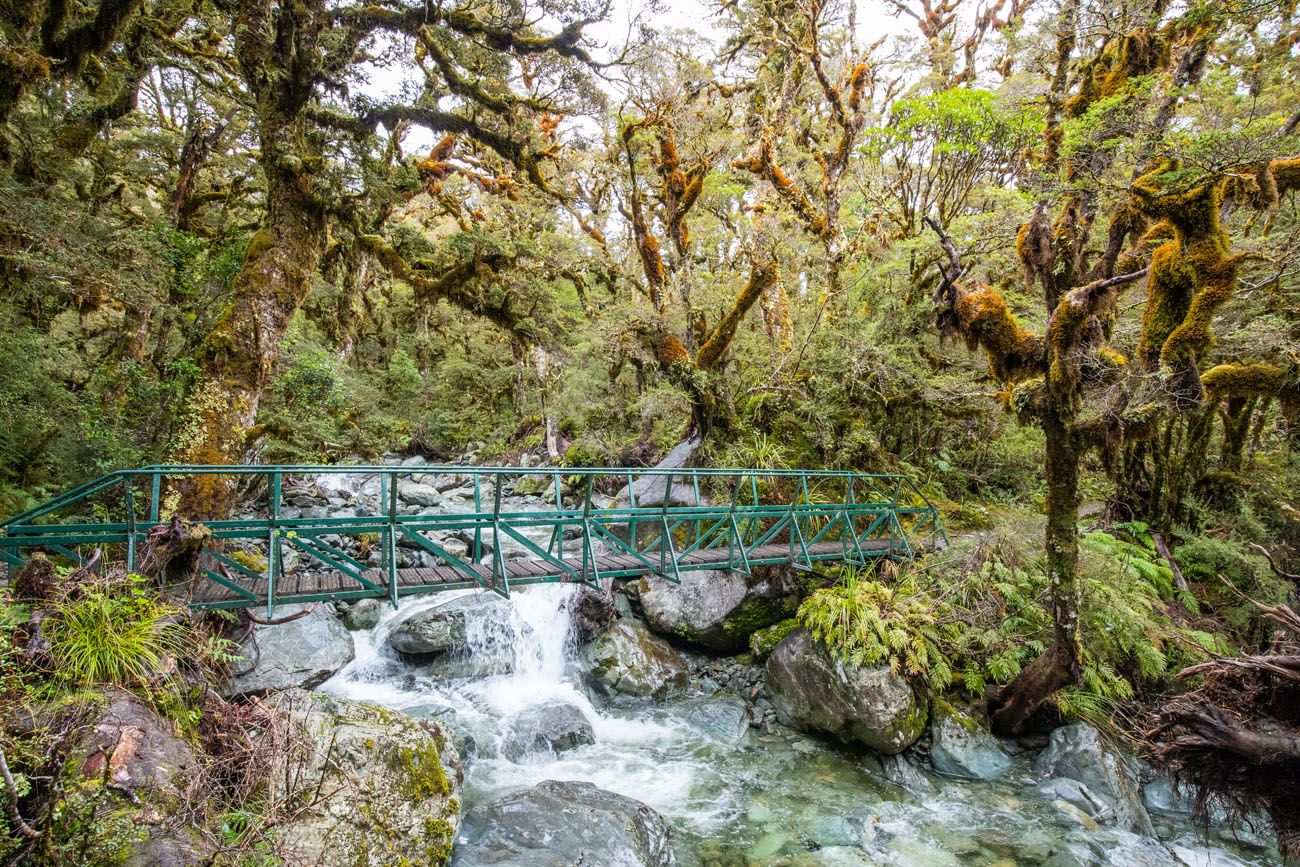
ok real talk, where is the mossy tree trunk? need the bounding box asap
[991,407,1082,732]
[173,0,328,516]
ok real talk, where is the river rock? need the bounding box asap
[1034,723,1154,836]
[1038,777,1116,824]
[583,620,689,699]
[453,780,674,867]
[228,603,354,697]
[500,700,595,760]
[263,689,461,866]
[343,597,391,631]
[928,699,1012,780]
[398,480,443,507]
[765,629,926,755]
[665,695,750,745]
[637,567,801,651]
[386,593,509,658]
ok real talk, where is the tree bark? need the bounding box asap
[991,406,1082,733]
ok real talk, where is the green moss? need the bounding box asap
[749,618,800,658]
[392,741,451,800]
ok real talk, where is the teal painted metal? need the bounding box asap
[0,464,946,610]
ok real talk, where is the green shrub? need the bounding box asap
[799,528,1230,719]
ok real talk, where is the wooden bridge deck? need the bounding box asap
[190,539,892,605]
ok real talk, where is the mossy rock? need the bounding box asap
[262,689,463,866]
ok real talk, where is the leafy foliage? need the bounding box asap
[800,526,1230,716]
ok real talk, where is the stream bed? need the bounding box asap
[318,584,1279,867]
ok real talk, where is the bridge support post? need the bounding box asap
[267,471,281,617]
[125,479,136,573]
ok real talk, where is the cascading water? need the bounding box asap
[321,587,1279,866]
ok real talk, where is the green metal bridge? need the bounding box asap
[0,465,945,614]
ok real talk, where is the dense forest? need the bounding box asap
[2,0,1300,861]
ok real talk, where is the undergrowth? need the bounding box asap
[799,522,1233,727]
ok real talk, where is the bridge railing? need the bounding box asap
[1,464,945,611]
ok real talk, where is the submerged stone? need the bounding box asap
[500,700,595,761]
[664,695,750,745]
[453,779,675,866]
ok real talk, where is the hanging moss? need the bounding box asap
[943,284,1045,383]
[1132,160,1240,405]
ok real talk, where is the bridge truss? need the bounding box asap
[0,465,945,613]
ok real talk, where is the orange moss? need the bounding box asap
[655,332,690,367]
[1132,160,1239,403]
[943,283,1045,383]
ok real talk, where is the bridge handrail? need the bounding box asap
[0,463,929,528]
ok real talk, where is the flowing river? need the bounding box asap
[319,583,1278,866]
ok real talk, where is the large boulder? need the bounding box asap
[56,690,216,866]
[385,593,511,658]
[928,699,1012,780]
[453,780,674,867]
[263,689,462,866]
[613,437,703,510]
[637,567,802,652]
[500,700,595,761]
[228,603,354,697]
[764,629,925,755]
[583,620,689,700]
[1034,723,1154,836]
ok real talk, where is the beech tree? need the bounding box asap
[927,0,1298,731]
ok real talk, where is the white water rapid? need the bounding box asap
[319,586,1280,866]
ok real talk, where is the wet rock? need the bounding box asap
[800,847,881,866]
[563,586,618,642]
[583,620,689,699]
[765,629,926,755]
[928,699,1012,780]
[228,603,354,697]
[397,480,443,507]
[1141,775,1194,817]
[500,700,595,761]
[878,752,934,794]
[386,593,509,658]
[342,597,391,631]
[638,568,801,652]
[1037,777,1116,824]
[263,689,461,867]
[1034,723,1154,836]
[665,695,750,745]
[453,779,674,866]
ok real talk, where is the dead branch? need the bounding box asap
[1250,542,1300,581]
[0,743,38,838]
